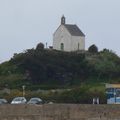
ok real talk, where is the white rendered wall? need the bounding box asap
[53,25,71,51]
[71,36,85,51]
[53,25,85,51]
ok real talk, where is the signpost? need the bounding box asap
[22,85,25,97]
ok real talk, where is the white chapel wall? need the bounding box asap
[53,25,72,51]
[71,36,85,51]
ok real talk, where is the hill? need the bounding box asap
[0,44,120,103]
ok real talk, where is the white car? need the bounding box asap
[0,99,8,104]
[11,97,27,104]
[27,97,43,104]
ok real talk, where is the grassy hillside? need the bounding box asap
[0,45,120,103]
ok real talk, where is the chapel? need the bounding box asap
[53,16,85,51]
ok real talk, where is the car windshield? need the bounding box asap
[14,97,24,101]
[0,99,6,102]
[30,98,42,101]
[31,99,38,102]
[0,99,7,104]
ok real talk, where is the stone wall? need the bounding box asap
[0,104,120,120]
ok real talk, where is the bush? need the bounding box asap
[36,42,44,50]
[88,44,98,53]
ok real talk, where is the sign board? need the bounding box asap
[106,84,120,104]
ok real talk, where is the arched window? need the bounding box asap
[60,43,64,51]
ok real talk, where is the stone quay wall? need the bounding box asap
[0,104,120,120]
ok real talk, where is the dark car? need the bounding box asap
[27,97,43,104]
[0,99,8,104]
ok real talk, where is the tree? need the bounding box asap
[88,44,98,53]
[36,42,44,51]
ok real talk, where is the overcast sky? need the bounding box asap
[0,0,120,63]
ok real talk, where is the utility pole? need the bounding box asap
[22,85,25,97]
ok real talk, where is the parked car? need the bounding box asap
[48,101,54,104]
[0,99,8,104]
[11,97,27,104]
[27,97,43,104]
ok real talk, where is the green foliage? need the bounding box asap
[6,89,23,102]
[10,49,88,85]
[0,46,120,103]
[0,47,120,89]
[36,84,106,104]
[88,49,120,79]
[0,74,27,89]
[0,61,20,75]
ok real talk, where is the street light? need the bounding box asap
[22,85,25,97]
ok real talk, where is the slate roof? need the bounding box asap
[64,24,85,37]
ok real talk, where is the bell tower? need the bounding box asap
[61,15,66,25]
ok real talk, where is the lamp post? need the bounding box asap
[22,85,25,97]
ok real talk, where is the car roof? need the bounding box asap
[30,97,42,100]
[13,97,26,100]
[0,99,7,101]
[14,97,25,98]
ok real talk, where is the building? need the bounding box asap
[106,84,120,104]
[53,16,85,52]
